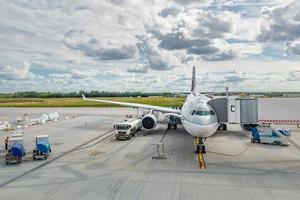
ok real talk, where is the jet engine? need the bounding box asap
[142,114,157,129]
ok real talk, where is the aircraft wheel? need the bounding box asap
[174,124,177,130]
[167,124,171,130]
[241,124,258,131]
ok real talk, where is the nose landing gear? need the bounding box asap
[194,137,206,154]
[194,137,207,169]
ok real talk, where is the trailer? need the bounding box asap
[6,137,26,165]
[114,118,142,140]
[33,135,51,160]
[209,96,300,131]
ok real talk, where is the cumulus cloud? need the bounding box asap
[159,7,181,17]
[258,1,300,42]
[0,62,35,80]
[0,0,298,92]
[257,1,300,56]
[145,7,244,61]
[63,30,136,60]
[136,35,181,70]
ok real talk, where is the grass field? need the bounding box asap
[0,97,185,107]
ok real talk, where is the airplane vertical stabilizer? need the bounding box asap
[191,66,196,93]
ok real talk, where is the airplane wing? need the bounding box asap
[82,94,181,114]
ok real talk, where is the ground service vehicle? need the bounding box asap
[251,125,290,146]
[33,135,51,160]
[6,137,25,164]
[114,119,142,140]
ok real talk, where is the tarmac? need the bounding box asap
[0,108,299,200]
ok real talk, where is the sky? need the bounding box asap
[0,0,300,93]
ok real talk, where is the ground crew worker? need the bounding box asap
[4,136,9,150]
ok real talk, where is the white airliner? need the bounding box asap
[82,66,219,153]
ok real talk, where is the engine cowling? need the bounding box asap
[142,114,157,129]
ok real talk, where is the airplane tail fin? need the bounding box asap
[191,66,196,93]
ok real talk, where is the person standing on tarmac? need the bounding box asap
[4,136,9,150]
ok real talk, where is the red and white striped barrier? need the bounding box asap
[258,119,300,124]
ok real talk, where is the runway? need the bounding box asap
[0,108,300,200]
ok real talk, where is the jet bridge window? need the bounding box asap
[231,105,235,112]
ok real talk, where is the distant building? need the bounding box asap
[283,94,300,98]
[249,94,266,98]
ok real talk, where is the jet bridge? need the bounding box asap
[209,96,300,131]
[207,97,228,123]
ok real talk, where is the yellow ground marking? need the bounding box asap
[198,152,206,170]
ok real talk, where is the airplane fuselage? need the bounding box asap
[181,93,219,138]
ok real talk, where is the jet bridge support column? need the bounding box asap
[152,129,168,160]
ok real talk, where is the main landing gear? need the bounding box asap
[194,137,206,154]
[167,115,179,130]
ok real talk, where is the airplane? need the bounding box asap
[82,66,219,153]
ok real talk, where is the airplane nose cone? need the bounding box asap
[182,119,219,138]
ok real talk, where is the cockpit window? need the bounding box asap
[191,110,216,116]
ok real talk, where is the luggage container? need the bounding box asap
[33,135,51,160]
[10,132,24,138]
[6,137,26,164]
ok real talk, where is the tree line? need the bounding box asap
[0,91,297,98]
[0,91,175,98]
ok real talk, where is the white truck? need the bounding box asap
[114,118,142,140]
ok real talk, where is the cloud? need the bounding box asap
[224,72,247,83]
[159,7,181,17]
[258,1,300,42]
[285,41,300,55]
[49,73,72,79]
[0,62,35,80]
[70,69,98,79]
[127,64,149,73]
[157,33,210,51]
[136,35,181,70]
[145,8,243,61]
[63,30,136,60]
[0,0,299,92]
[287,70,300,81]
[10,0,64,10]
[172,0,213,5]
